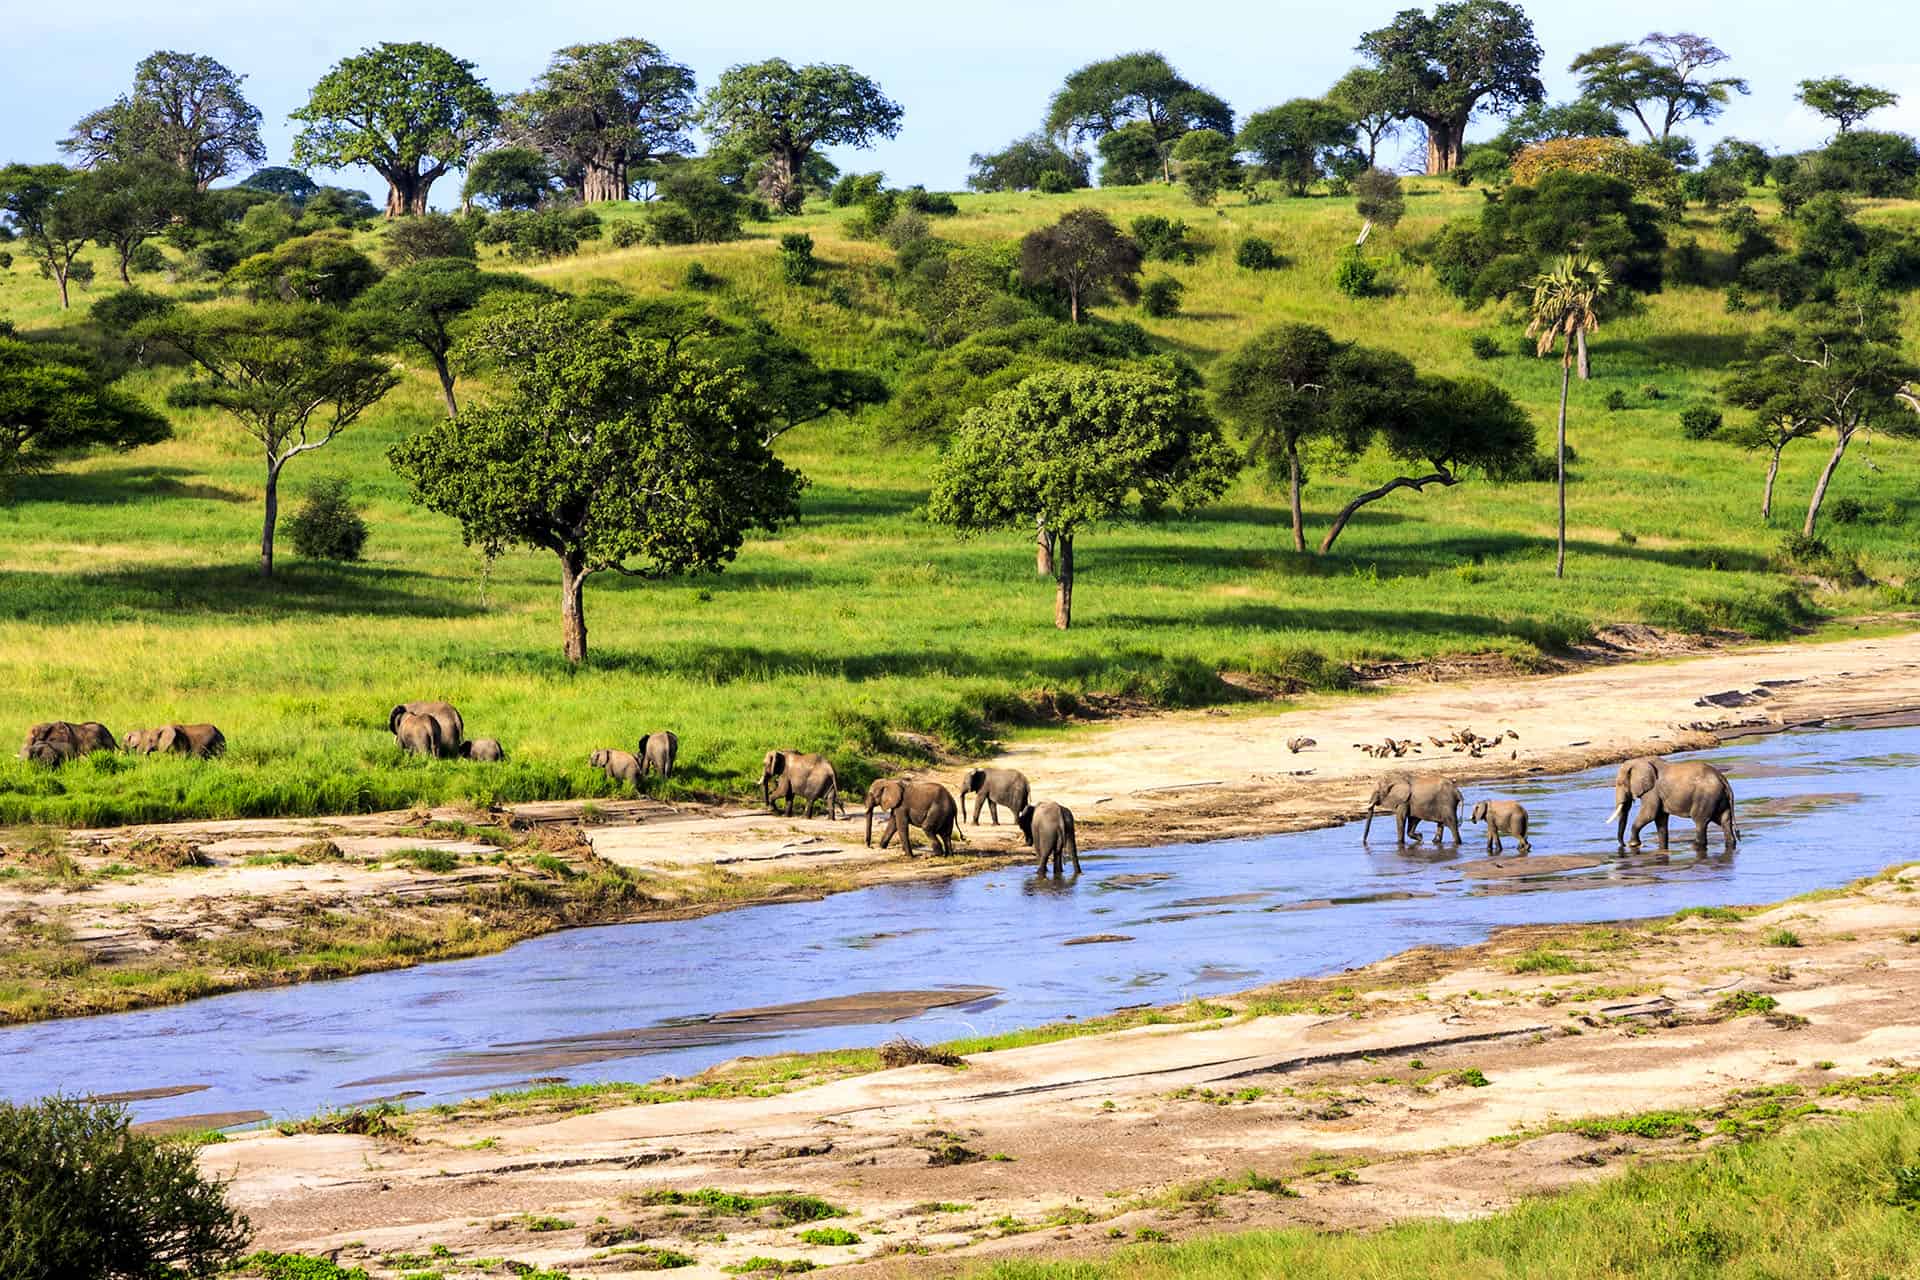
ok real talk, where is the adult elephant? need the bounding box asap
[761,750,845,819]
[1611,757,1737,852]
[865,779,960,856]
[637,731,679,781]
[389,701,463,758]
[959,767,1030,827]
[394,711,445,758]
[1362,771,1463,845]
[22,721,115,758]
[1019,801,1079,875]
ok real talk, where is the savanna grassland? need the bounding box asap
[4,180,1919,825]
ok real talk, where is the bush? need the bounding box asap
[1469,332,1504,361]
[286,476,369,562]
[92,286,176,336]
[127,242,168,275]
[903,186,959,216]
[1036,169,1074,194]
[1510,137,1677,196]
[0,1097,251,1278]
[779,232,818,285]
[645,170,745,245]
[1353,168,1405,229]
[1333,247,1377,298]
[476,209,585,261]
[1666,238,1716,287]
[1235,236,1279,271]
[1140,275,1185,318]
[1605,388,1630,412]
[1829,496,1866,525]
[0,250,12,270]
[382,212,475,267]
[1130,215,1196,264]
[1680,404,1723,439]
[829,172,885,207]
[683,260,721,290]
[609,220,646,248]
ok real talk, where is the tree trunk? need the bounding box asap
[1053,534,1074,630]
[1804,429,1853,537]
[1762,445,1783,521]
[582,157,628,203]
[54,260,70,309]
[432,352,458,418]
[1035,515,1053,577]
[1575,328,1591,382]
[383,169,435,218]
[1068,281,1081,325]
[1424,118,1464,175]
[1320,472,1455,553]
[260,459,280,579]
[560,555,589,665]
[116,247,133,285]
[1556,358,1571,580]
[1287,443,1305,553]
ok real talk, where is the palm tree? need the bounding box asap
[1527,255,1614,579]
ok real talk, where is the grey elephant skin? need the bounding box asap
[637,731,679,780]
[761,750,845,819]
[1470,799,1531,854]
[24,739,76,767]
[1019,801,1079,874]
[1611,757,1737,852]
[394,712,446,758]
[388,701,463,759]
[1363,771,1463,844]
[21,721,116,759]
[590,749,643,790]
[865,779,960,856]
[960,767,1030,827]
[124,724,227,758]
[462,738,505,762]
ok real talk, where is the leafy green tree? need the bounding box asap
[461,146,555,211]
[1722,299,1919,534]
[1328,67,1402,166]
[1171,128,1235,204]
[61,51,264,189]
[1238,99,1359,196]
[239,166,320,204]
[352,258,537,416]
[1355,1,1545,174]
[380,212,476,267]
[968,133,1091,192]
[643,167,747,244]
[1353,167,1406,230]
[1045,52,1233,183]
[509,39,699,203]
[142,303,399,576]
[1796,76,1900,134]
[291,42,499,217]
[0,164,94,308]
[226,232,381,305]
[701,60,903,212]
[1570,33,1747,145]
[0,1097,251,1280]
[1095,122,1165,186]
[0,339,170,493]
[1019,208,1143,323]
[927,366,1236,629]
[1526,255,1614,577]
[1708,138,1772,186]
[71,158,204,283]
[390,299,804,663]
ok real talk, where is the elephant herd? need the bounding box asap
[20,719,226,766]
[1363,756,1740,855]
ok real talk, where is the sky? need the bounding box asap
[6,0,1918,204]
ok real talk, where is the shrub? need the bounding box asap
[1353,168,1405,229]
[286,476,369,562]
[1828,496,1866,525]
[1036,169,1074,194]
[682,260,721,290]
[0,1097,251,1278]
[1666,238,1716,287]
[1679,404,1723,439]
[1130,215,1196,264]
[829,172,884,207]
[1510,137,1677,196]
[1140,275,1184,317]
[92,286,176,337]
[0,250,12,270]
[1235,236,1278,270]
[1469,332,1504,361]
[902,186,959,216]
[382,212,475,267]
[477,209,585,261]
[608,220,646,248]
[127,242,169,274]
[645,170,745,245]
[1332,247,1376,298]
[1605,388,1630,412]
[779,232,818,285]
[826,283,853,307]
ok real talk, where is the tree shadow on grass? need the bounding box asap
[0,562,484,623]
[1638,331,1750,369]
[11,466,253,507]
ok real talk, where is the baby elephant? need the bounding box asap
[636,731,678,780]
[589,748,643,791]
[959,767,1030,827]
[394,711,446,758]
[124,724,227,758]
[1470,800,1532,854]
[1018,801,1080,875]
[462,738,505,763]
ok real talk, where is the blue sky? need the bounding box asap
[7,0,1916,202]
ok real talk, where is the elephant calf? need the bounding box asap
[462,738,505,763]
[865,779,961,856]
[124,724,227,758]
[637,731,678,781]
[22,721,115,759]
[388,701,463,760]
[1019,801,1080,875]
[761,750,845,820]
[959,767,1030,827]
[590,749,643,791]
[394,712,447,758]
[1362,771,1463,845]
[1470,799,1531,854]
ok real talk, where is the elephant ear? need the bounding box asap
[769,750,785,776]
[1628,760,1660,794]
[157,726,178,753]
[389,705,408,734]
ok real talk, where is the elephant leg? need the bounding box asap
[1628,800,1653,848]
[989,800,1000,825]
[1395,808,1408,844]
[1655,811,1671,851]
[1517,833,1532,854]
[1487,830,1500,854]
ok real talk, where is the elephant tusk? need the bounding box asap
[1607,802,1624,827]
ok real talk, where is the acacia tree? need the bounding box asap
[509,39,699,203]
[1356,1,1545,175]
[142,304,399,576]
[701,60,902,212]
[1796,77,1900,135]
[461,146,555,211]
[1238,99,1359,196]
[1526,255,1613,579]
[389,300,804,664]
[1328,68,1402,166]
[291,43,499,217]
[0,338,170,493]
[73,158,205,283]
[1018,208,1142,324]
[1717,400,1819,522]
[927,367,1237,629]
[1570,33,1747,144]
[62,51,264,189]
[0,164,94,308]
[967,133,1090,191]
[1045,52,1233,184]
[352,259,540,417]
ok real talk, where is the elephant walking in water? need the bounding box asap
[1019,801,1079,875]
[1363,772,1463,844]
[1611,757,1737,852]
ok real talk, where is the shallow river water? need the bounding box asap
[4,725,1917,1125]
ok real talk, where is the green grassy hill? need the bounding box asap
[2,180,1917,824]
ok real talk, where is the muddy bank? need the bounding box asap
[7,628,1920,1025]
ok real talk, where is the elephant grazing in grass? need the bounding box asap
[389,701,463,759]
[590,749,643,791]
[124,724,227,758]
[394,711,447,758]
[22,721,116,760]
[960,767,1030,826]
[865,779,961,856]
[462,738,505,762]
[1363,771,1463,844]
[1611,757,1737,852]
[761,750,845,819]
[1019,801,1079,875]
[637,731,678,781]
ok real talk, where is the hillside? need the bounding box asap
[2,179,1918,824]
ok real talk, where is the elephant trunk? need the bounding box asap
[761,774,771,809]
[1610,787,1630,843]
[1362,805,1375,841]
[864,802,875,847]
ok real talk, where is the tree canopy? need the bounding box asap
[389,299,805,663]
[61,51,265,189]
[508,39,698,203]
[1328,68,1402,166]
[1796,76,1900,134]
[462,146,556,211]
[1045,52,1233,184]
[0,338,170,493]
[1019,208,1143,323]
[69,157,206,283]
[352,258,542,416]
[291,42,499,217]
[968,133,1091,192]
[1570,33,1747,143]
[0,163,95,308]
[1355,1,1545,174]
[927,366,1237,628]
[1238,99,1359,196]
[701,59,903,212]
